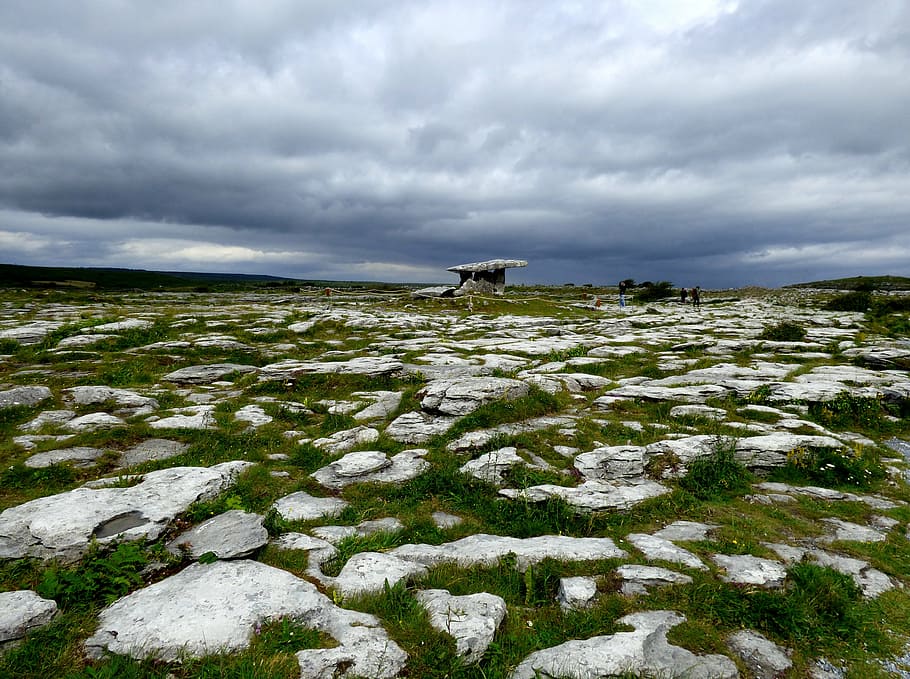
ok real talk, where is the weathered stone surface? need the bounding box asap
[416,589,507,664]
[391,534,627,570]
[510,610,738,679]
[118,438,189,467]
[0,322,62,345]
[0,386,52,410]
[727,630,792,679]
[63,386,158,414]
[820,518,887,543]
[625,533,708,570]
[312,425,380,454]
[89,319,154,333]
[594,383,732,406]
[500,479,669,513]
[574,445,646,480]
[84,560,407,679]
[332,552,428,597]
[446,415,575,453]
[148,405,216,430]
[0,590,58,646]
[0,462,251,562]
[712,554,787,587]
[557,576,598,610]
[162,363,258,384]
[259,356,403,380]
[652,521,718,542]
[616,565,693,596]
[18,409,76,431]
[418,377,530,416]
[63,412,126,432]
[167,510,268,560]
[384,411,457,443]
[460,447,526,486]
[234,404,272,428]
[353,390,403,421]
[24,446,106,468]
[272,491,349,521]
[312,517,404,545]
[311,449,429,490]
[432,511,463,528]
[670,404,727,421]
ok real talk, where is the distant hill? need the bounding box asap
[785,275,910,291]
[0,263,303,290]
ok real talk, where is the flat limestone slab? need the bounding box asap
[447,259,527,272]
[391,534,627,570]
[416,589,507,664]
[510,610,738,679]
[84,560,407,678]
[167,510,268,560]
[0,590,58,646]
[0,462,251,562]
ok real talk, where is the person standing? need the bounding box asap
[691,286,701,309]
[618,280,627,308]
[680,287,688,304]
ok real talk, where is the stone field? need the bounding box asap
[1,285,910,678]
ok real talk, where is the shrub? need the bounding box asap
[678,441,752,500]
[773,444,884,489]
[758,321,806,342]
[825,291,872,312]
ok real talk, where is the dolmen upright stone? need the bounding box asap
[446,258,527,296]
[84,560,407,678]
[0,461,252,562]
[510,610,738,679]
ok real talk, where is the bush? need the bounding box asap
[678,442,753,500]
[825,291,872,312]
[758,321,806,342]
[774,444,884,489]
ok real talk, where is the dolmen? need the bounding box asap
[412,259,528,298]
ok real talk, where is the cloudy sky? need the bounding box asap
[1,1,908,288]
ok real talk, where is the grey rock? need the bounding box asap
[272,491,349,522]
[510,610,738,679]
[234,404,272,428]
[653,521,718,542]
[332,552,428,597]
[808,550,894,598]
[574,445,646,480]
[391,534,626,570]
[670,404,727,420]
[18,409,76,431]
[820,518,887,543]
[63,412,126,432]
[460,447,527,486]
[734,434,844,469]
[167,510,268,560]
[727,630,792,678]
[415,589,507,664]
[0,386,52,410]
[0,462,251,562]
[25,446,106,469]
[312,425,380,454]
[418,377,530,416]
[118,438,189,467]
[89,319,154,333]
[148,405,216,430]
[259,356,403,380]
[500,479,670,513]
[0,322,62,345]
[63,386,158,415]
[432,511,463,529]
[353,390,403,421]
[616,564,693,596]
[313,517,404,545]
[446,415,576,453]
[626,533,708,570]
[557,576,598,609]
[0,590,58,646]
[162,363,258,384]
[311,449,429,490]
[84,560,407,679]
[385,411,457,443]
[712,554,787,587]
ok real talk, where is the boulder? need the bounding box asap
[727,630,792,678]
[167,510,268,560]
[311,449,430,490]
[162,363,258,384]
[0,590,58,647]
[415,589,507,664]
[271,491,349,521]
[233,404,272,428]
[118,438,189,468]
[332,552,428,597]
[84,559,407,679]
[0,462,251,562]
[557,576,598,610]
[500,479,669,513]
[418,377,530,416]
[63,386,158,415]
[312,425,380,454]
[712,554,787,588]
[459,447,527,486]
[0,386,52,411]
[63,412,126,432]
[385,411,457,443]
[625,533,707,570]
[616,565,693,596]
[510,610,738,679]
[24,446,106,469]
[574,445,646,480]
[148,405,216,430]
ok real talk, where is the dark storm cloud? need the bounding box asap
[0,0,908,286]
